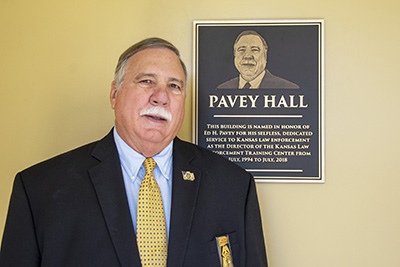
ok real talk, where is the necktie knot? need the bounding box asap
[242,82,251,89]
[143,157,156,176]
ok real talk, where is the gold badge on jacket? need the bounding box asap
[181,171,195,181]
[216,235,234,267]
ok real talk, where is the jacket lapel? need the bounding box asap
[167,138,202,267]
[88,131,141,267]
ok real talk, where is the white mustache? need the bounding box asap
[240,59,256,66]
[139,106,172,121]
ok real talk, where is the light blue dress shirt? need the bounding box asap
[113,128,173,241]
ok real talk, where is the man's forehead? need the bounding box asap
[235,34,264,47]
[125,48,185,75]
[127,47,177,63]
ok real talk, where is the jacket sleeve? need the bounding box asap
[0,173,41,266]
[245,176,268,266]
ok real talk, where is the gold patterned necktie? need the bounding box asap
[137,158,168,266]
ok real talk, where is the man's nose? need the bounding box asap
[150,84,169,106]
[243,52,254,59]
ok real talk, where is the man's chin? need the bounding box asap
[240,74,257,81]
[141,129,173,144]
[239,69,256,76]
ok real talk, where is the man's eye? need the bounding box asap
[140,79,154,84]
[169,83,181,90]
[169,83,184,94]
[136,79,155,88]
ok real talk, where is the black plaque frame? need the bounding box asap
[193,20,324,183]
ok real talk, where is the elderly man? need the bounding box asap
[0,38,268,266]
[217,30,299,89]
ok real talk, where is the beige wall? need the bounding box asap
[1,0,399,266]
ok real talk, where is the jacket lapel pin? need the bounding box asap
[182,171,195,181]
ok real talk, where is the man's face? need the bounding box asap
[110,47,186,156]
[234,34,267,81]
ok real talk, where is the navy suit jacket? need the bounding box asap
[217,69,299,89]
[0,130,267,266]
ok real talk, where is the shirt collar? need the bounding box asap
[113,127,173,182]
[239,70,266,89]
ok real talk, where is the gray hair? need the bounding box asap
[114,37,187,90]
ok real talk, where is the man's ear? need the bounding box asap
[110,81,118,109]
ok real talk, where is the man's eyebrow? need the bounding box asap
[134,73,157,80]
[236,45,260,50]
[134,73,184,86]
